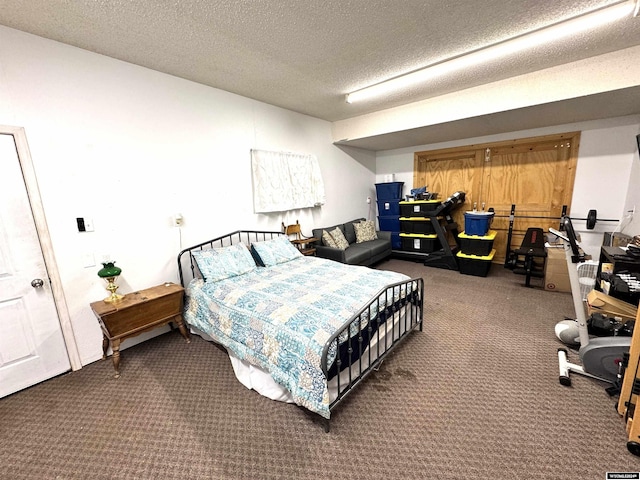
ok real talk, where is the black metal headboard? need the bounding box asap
[177,230,283,287]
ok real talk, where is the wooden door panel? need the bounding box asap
[415,149,484,238]
[414,132,580,265]
[486,140,576,263]
[485,151,558,208]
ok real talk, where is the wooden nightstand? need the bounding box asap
[90,282,190,378]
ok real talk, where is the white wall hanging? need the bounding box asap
[251,149,325,213]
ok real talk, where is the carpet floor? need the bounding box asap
[1,259,638,479]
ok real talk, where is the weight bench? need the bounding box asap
[512,227,547,287]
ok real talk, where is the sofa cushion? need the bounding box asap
[365,238,392,257]
[321,229,338,248]
[313,223,345,244]
[343,218,366,244]
[329,227,350,250]
[343,243,372,264]
[343,222,357,244]
[354,220,378,243]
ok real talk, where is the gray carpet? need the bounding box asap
[1,259,639,479]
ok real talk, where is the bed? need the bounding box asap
[177,230,424,430]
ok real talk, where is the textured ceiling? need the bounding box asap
[1,1,640,130]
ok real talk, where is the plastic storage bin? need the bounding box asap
[456,249,496,277]
[375,182,404,200]
[390,231,401,249]
[399,200,442,217]
[377,199,401,216]
[400,233,440,253]
[464,211,494,236]
[459,230,497,256]
[378,215,401,232]
[399,217,436,235]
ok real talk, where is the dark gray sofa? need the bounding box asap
[312,218,392,266]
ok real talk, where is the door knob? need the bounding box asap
[31,278,44,288]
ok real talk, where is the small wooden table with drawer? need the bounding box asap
[90,282,190,378]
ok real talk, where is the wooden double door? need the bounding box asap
[414,132,580,264]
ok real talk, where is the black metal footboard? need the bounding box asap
[321,277,424,430]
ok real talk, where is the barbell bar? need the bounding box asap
[488,207,618,230]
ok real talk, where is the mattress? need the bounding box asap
[184,255,414,418]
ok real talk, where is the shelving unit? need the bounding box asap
[597,246,640,305]
[392,197,464,270]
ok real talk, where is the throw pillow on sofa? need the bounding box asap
[354,220,378,243]
[329,227,350,250]
[322,229,338,248]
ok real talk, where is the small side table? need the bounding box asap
[291,237,319,256]
[90,282,190,378]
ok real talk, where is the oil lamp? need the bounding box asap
[97,261,124,303]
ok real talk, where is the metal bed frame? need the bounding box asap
[177,230,424,431]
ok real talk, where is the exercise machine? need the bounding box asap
[503,203,619,279]
[422,191,466,270]
[554,216,631,389]
[504,212,547,287]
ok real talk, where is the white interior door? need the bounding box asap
[0,133,70,397]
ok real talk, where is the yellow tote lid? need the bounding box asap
[399,233,438,239]
[459,230,497,240]
[456,249,496,260]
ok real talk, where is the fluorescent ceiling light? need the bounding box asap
[345,0,636,104]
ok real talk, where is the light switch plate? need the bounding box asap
[83,218,94,232]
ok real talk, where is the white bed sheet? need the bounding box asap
[189,307,412,405]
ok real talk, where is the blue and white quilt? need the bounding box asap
[184,256,412,418]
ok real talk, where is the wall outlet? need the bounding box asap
[173,213,184,227]
[366,196,371,204]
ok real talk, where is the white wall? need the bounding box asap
[622,129,640,236]
[376,115,640,257]
[0,26,376,366]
